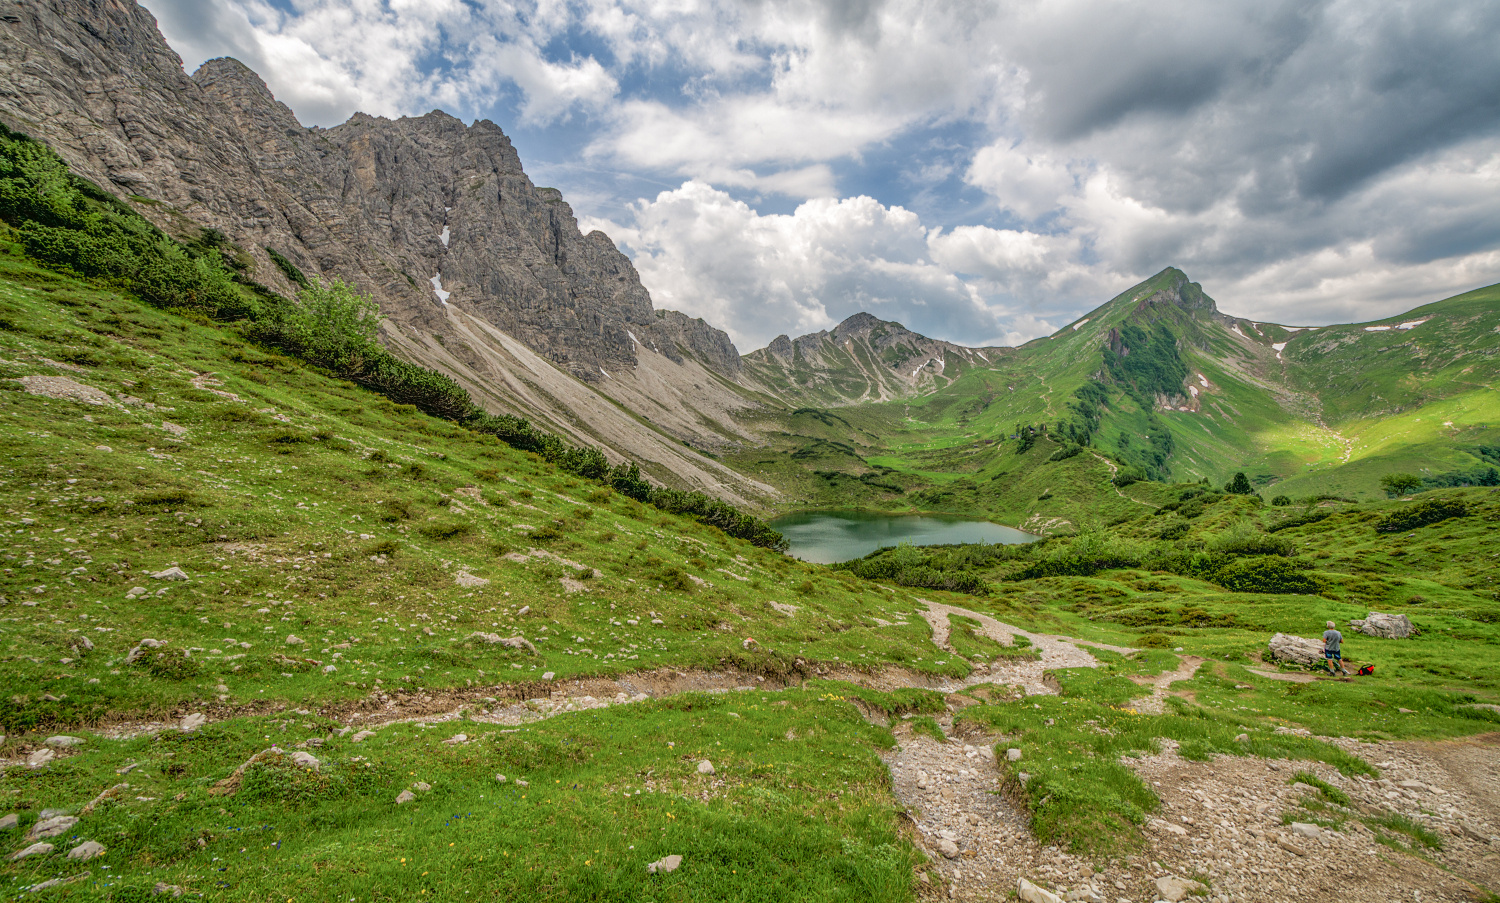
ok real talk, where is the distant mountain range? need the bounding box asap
[3,0,1496,510]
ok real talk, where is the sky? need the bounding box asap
[143,0,1500,352]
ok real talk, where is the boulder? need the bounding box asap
[67,840,105,860]
[1017,878,1063,903]
[1267,633,1324,667]
[466,632,538,654]
[290,751,320,770]
[151,567,190,581]
[9,842,53,860]
[1155,876,1207,902]
[29,815,78,839]
[647,854,682,874]
[1352,612,1414,639]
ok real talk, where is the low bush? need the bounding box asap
[1375,499,1470,534]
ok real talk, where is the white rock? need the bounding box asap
[151,567,190,581]
[291,751,321,770]
[495,774,507,784]
[697,760,715,775]
[1017,877,1063,903]
[648,854,682,874]
[1154,876,1206,902]
[351,730,375,743]
[180,713,207,732]
[443,734,469,745]
[937,838,960,859]
[1290,822,1321,839]
[0,814,17,830]
[67,840,105,860]
[44,736,84,748]
[9,842,52,860]
[284,635,303,646]
[541,671,555,680]
[395,790,416,804]
[26,748,55,768]
[1006,748,1022,762]
[412,781,431,792]
[1357,612,1414,639]
[29,815,77,839]
[1267,633,1324,667]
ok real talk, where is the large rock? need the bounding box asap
[1155,876,1207,902]
[1350,612,1414,639]
[1017,878,1063,903]
[1267,633,1325,667]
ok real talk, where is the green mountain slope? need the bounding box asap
[734,269,1500,517]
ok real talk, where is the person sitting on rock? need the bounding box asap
[1322,620,1349,677]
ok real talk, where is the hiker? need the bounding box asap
[1322,620,1349,677]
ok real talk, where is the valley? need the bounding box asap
[0,3,1498,901]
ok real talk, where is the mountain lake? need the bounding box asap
[769,510,1038,564]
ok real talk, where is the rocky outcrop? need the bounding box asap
[1350,612,1415,639]
[741,313,1010,406]
[1267,633,1324,667]
[0,0,763,500]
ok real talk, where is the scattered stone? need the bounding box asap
[466,633,537,654]
[180,713,207,732]
[697,760,715,775]
[153,882,187,897]
[517,605,531,616]
[1267,633,1325,666]
[284,635,303,646]
[648,854,682,875]
[1234,733,1249,742]
[290,751,320,770]
[541,671,555,680]
[26,749,55,769]
[495,774,507,784]
[351,730,376,743]
[395,790,416,804]
[1290,822,1322,839]
[1006,748,1022,762]
[1276,835,1308,856]
[30,815,78,839]
[124,638,165,663]
[1154,876,1206,902]
[15,375,115,406]
[937,838,960,858]
[150,567,190,581]
[67,840,105,860]
[9,842,52,861]
[443,734,468,745]
[44,736,84,748]
[454,571,489,588]
[412,782,431,792]
[0,814,16,830]
[1017,878,1062,903]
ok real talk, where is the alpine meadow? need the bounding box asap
[0,2,1498,902]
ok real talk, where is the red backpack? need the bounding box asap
[1357,664,1375,676]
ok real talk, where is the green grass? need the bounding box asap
[0,685,926,901]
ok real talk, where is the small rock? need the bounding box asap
[0,814,16,831]
[323,664,337,673]
[285,635,303,646]
[30,815,78,839]
[937,838,960,859]
[151,567,190,581]
[1017,877,1063,903]
[1006,748,1022,762]
[291,751,321,770]
[444,734,469,745]
[9,842,52,860]
[541,671,555,680]
[648,854,682,874]
[26,749,55,769]
[44,736,84,748]
[67,840,105,860]
[517,605,531,616]
[495,774,507,784]
[697,760,715,775]
[1276,835,1307,856]
[153,883,187,897]
[351,730,375,743]
[515,779,529,788]
[1290,822,1321,839]
[1234,733,1249,742]
[413,782,431,792]
[1154,876,1206,902]
[395,790,416,804]
[180,713,207,732]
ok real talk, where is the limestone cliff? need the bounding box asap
[0,0,766,502]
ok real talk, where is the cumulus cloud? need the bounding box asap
[143,0,1500,339]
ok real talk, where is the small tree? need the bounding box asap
[1224,472,1253,495]
[279,278,383,375]
[1379,473,1423,498]
[1270,494,1292,507]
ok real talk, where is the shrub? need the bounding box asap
[1271,494,1292,507]
[1224,472,1254,495]
[1379,473,1424,497]
[1213,556,1322,594]
[1374,499,1470,534]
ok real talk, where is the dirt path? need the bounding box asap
[1127,654,1206,714]
[1091,451,1161,509]
[916,598,1128,694]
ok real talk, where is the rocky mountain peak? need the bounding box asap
[1135,267,1218,316]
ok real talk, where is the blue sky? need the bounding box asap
[143,0,1500,352]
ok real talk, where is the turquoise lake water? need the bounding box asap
[768,510,1037,564]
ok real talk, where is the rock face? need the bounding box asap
[1351,612,1414,639]
[0,0,767,501]
[1268,633,1325,667]
[741,312,1011,406]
